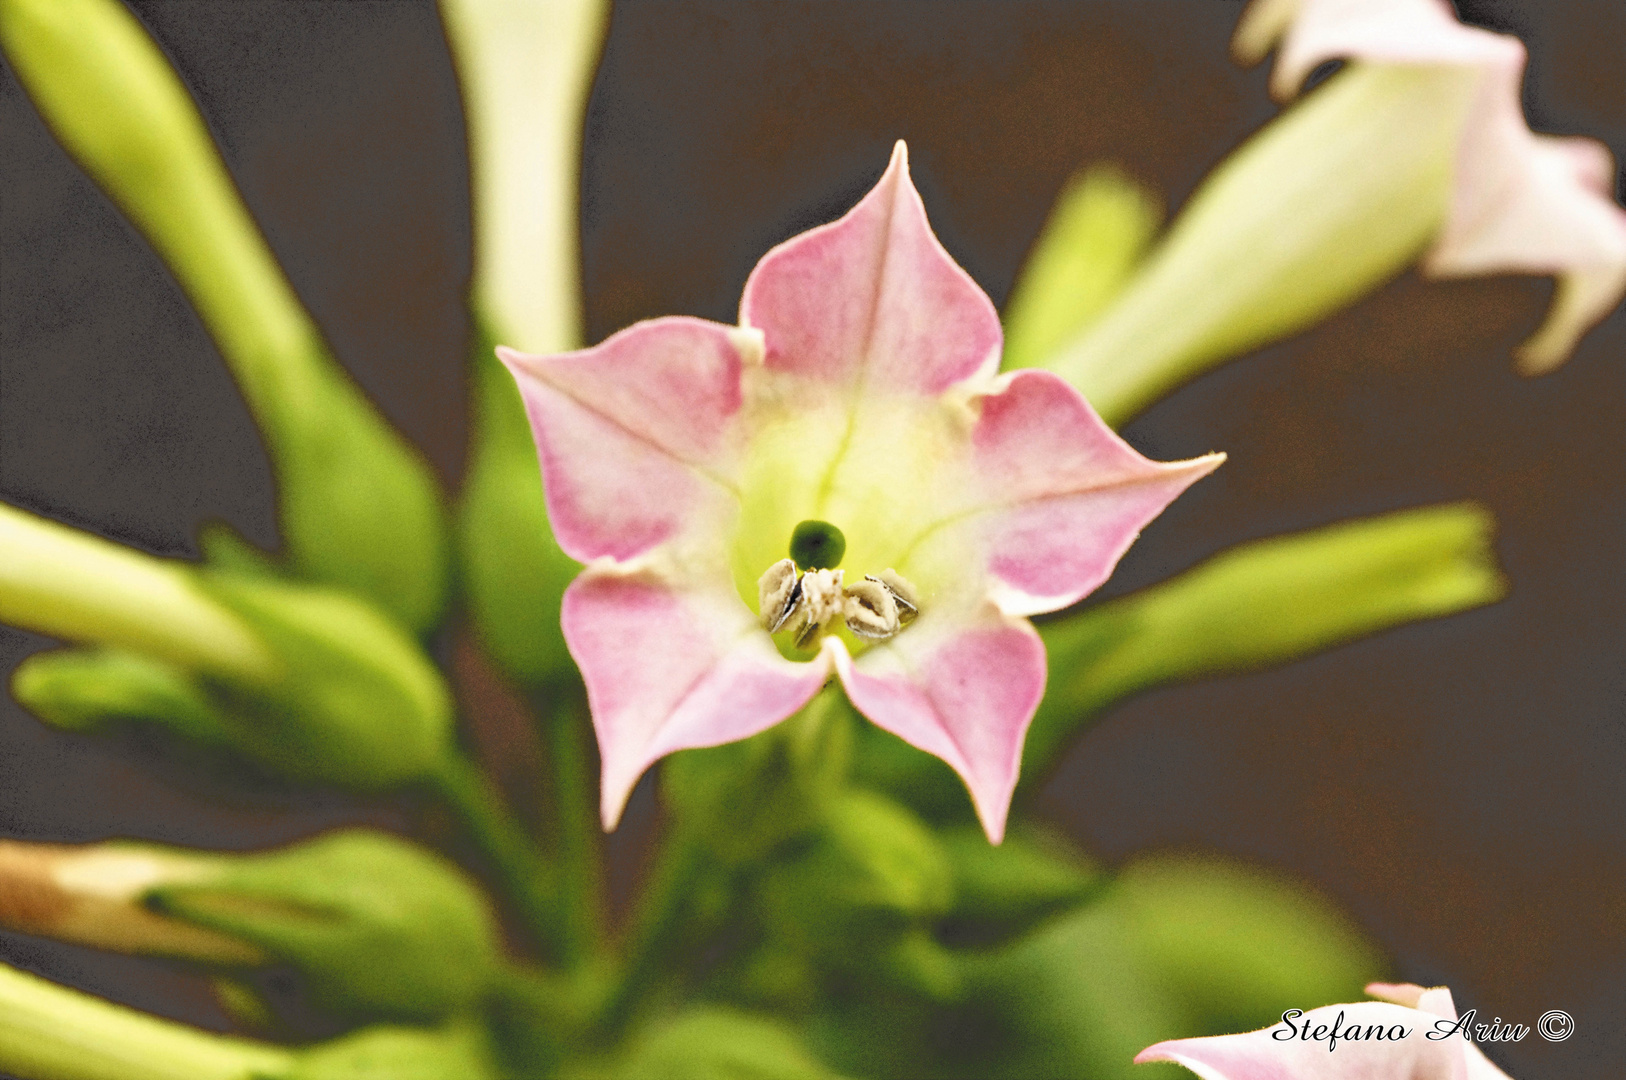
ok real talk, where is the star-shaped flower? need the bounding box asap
[1235,0,1626,372]
[500,143,1222,841]
[1137,982,1517,1079]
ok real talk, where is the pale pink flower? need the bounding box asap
[1137,982,1517,1079]
[499,143,1221,841]
[1236,0,1626,372]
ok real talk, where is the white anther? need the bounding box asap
[870,569,919,627]
[843,577,900,641]
[758,558,802,633]
[791,569,846,649]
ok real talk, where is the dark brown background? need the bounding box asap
[1,3,1622,1078]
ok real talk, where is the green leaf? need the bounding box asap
[1002,166,1161,372]
[280,1023,499,1080]
[938,823,1104,941]
[1112,854,1388,1037]
[613,1008,847,1080]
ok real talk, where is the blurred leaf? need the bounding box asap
[1112,854,1388,1036]
[282,1022,499,1080]
[612,1008,847,1080]
[938,823,1105,944]
[929,853,1386,1080]
[1002,166,1162,371]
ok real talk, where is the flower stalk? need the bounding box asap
[0,503,273,684]
[0,962,293,1080]
[0,0,448,631]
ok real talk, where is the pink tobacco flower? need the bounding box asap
[1137,982,1516,1079]
[500,143,1221,842]
[1236,0,1626,372]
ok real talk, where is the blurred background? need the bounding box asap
[1,2,1621,1078]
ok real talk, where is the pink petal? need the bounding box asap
[832,609,1046,843]
[964,370,1224,616]
[1235,0,1626,370]
[498,318,747,563]
[738,141,1002,396]
[563,571,830,827]
[1134,1001,1474,1080]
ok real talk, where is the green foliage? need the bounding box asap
[0,0,449,633]
[937,823,1104,943]
[748,789,958,1005]
[458,334,582,685]
[197,573,452,790]
[611,1008,847,1080]
[277,1023,500,1080]
[151,831,501,1023]
[1110,855,1387,1037]
[824,853,1386,1080]
[1001,166,1162,372]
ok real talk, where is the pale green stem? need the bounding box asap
[440,0,609,357]
[1047,63,1475,426]
[0,963,292,1080]
[431,751,564,964]
[537,691,603,967]
[1,0,449,632]
[0,503,274,683]
[0,0,320,419]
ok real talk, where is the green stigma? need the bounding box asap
[789,520,846,570]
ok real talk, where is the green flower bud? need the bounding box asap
[1001,165,1162,372]
[0,504,453,791]
[0,832,501,1024]
[0,0,448,631]
[939,823,1103,938]
[1027,501,1505,782]
[456,338,581,685]
[149,831,501,1022]
[11,649,239,749]
[196,573,452,790]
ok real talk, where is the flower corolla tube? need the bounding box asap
[501,143,1222,841]
[1137,981,1516,1079]
[1236,0,1626,372]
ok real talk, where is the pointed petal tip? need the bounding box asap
[1364,981,1427,1006]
